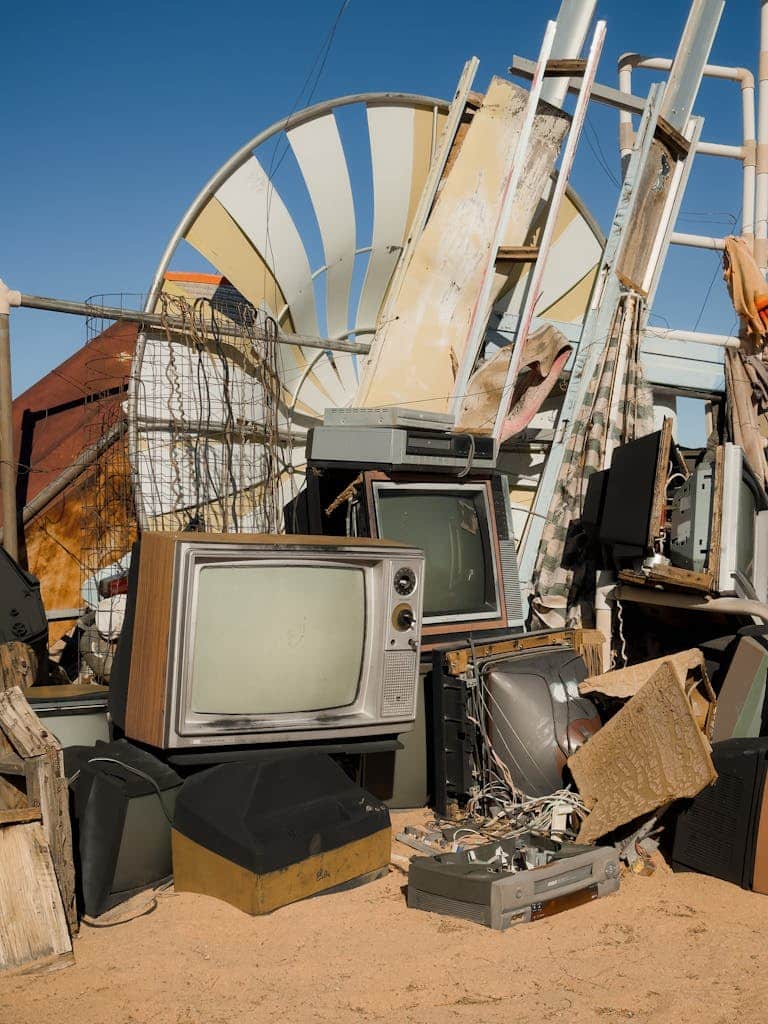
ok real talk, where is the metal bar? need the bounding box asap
[509,54,647,115]
[491,19,607,441]
[46,609,84,622]
[17,292,371,356]
[643,326,740,348]
[0,421,124,547]
[669,231,725,250]
[0,313,17,561]
[451,20,558,420]
[658,0,725,131]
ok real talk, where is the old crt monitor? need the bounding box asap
[110,534,425,750]
[364,474,523,644]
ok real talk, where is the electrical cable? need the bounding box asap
[84,757,175,825]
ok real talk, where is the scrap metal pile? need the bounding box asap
[4,0,768,976]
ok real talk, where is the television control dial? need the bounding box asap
[393,566,417,597]
[392,603,415,631]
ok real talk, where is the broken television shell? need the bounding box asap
[670,443,768,600]
[110,533,425,751]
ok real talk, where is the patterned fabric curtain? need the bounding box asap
[531,292,655,629]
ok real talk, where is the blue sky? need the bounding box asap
[1,0,758,397]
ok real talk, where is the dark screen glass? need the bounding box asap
[376,490,496,617]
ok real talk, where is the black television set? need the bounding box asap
[68,740,182,918]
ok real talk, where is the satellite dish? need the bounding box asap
[128,91,604,533]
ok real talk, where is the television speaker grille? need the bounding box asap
[381,651,418,718]
[500,539,524,626]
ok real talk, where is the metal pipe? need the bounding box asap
[669,230,726,249]
[643,326,740,348]
[0,421,124,546]
[17,291,371,356]
[618,51,755,239]
[757,1,768,269]
[613,583,768,624]
[0,313,17,561]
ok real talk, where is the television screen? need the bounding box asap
[374,488,495,618]
[191,565,365,714]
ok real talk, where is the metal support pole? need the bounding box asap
[16,290,371,356]
[0,312,17,561]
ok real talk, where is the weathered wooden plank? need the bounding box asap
[0,643,37,693]
[0,807,42,826]
[0,687,77,934]
[496,245,540,261]
[354,77,568,412]
[0,822,73,976]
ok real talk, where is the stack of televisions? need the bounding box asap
[50,409,768,927]
[59,408,610,927]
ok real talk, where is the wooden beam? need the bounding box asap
[0,807,42,826]
[543,58,588,76]
[495,245,540,262]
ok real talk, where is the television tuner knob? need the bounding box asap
[393,566,417,597]
[392,603,415,631]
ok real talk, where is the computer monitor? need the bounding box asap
[364,474,519,645]
[110,533,425,750]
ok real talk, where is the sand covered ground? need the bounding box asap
[3,812,767,1024]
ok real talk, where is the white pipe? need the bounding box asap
[541,0,597,110]
[696,141,745,158]
[618,63,634,178]
[594,571,613,673]
[613,584,768,624]
[619,53,756,240]
[757,2,768,269]
[670,231,725,250]
[643,326,740,349]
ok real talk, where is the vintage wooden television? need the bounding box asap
[110,533,425,751]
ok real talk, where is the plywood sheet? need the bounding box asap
[355,78,568,412]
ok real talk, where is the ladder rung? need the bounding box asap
[496,245,540,262]
[655,116,691,159]
[543,59,588,77]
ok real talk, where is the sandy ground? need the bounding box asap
[3,811,768,1024]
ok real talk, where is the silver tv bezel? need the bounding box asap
[371,480,503,626]
[164,541,421,747]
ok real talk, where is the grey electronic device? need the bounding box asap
[323,406,456,432]
[669,444,768,599]
[669,461,714,573]
[407,835,620,930]
[307,426,497,473]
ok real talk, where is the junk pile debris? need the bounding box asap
[4,0,768,978]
